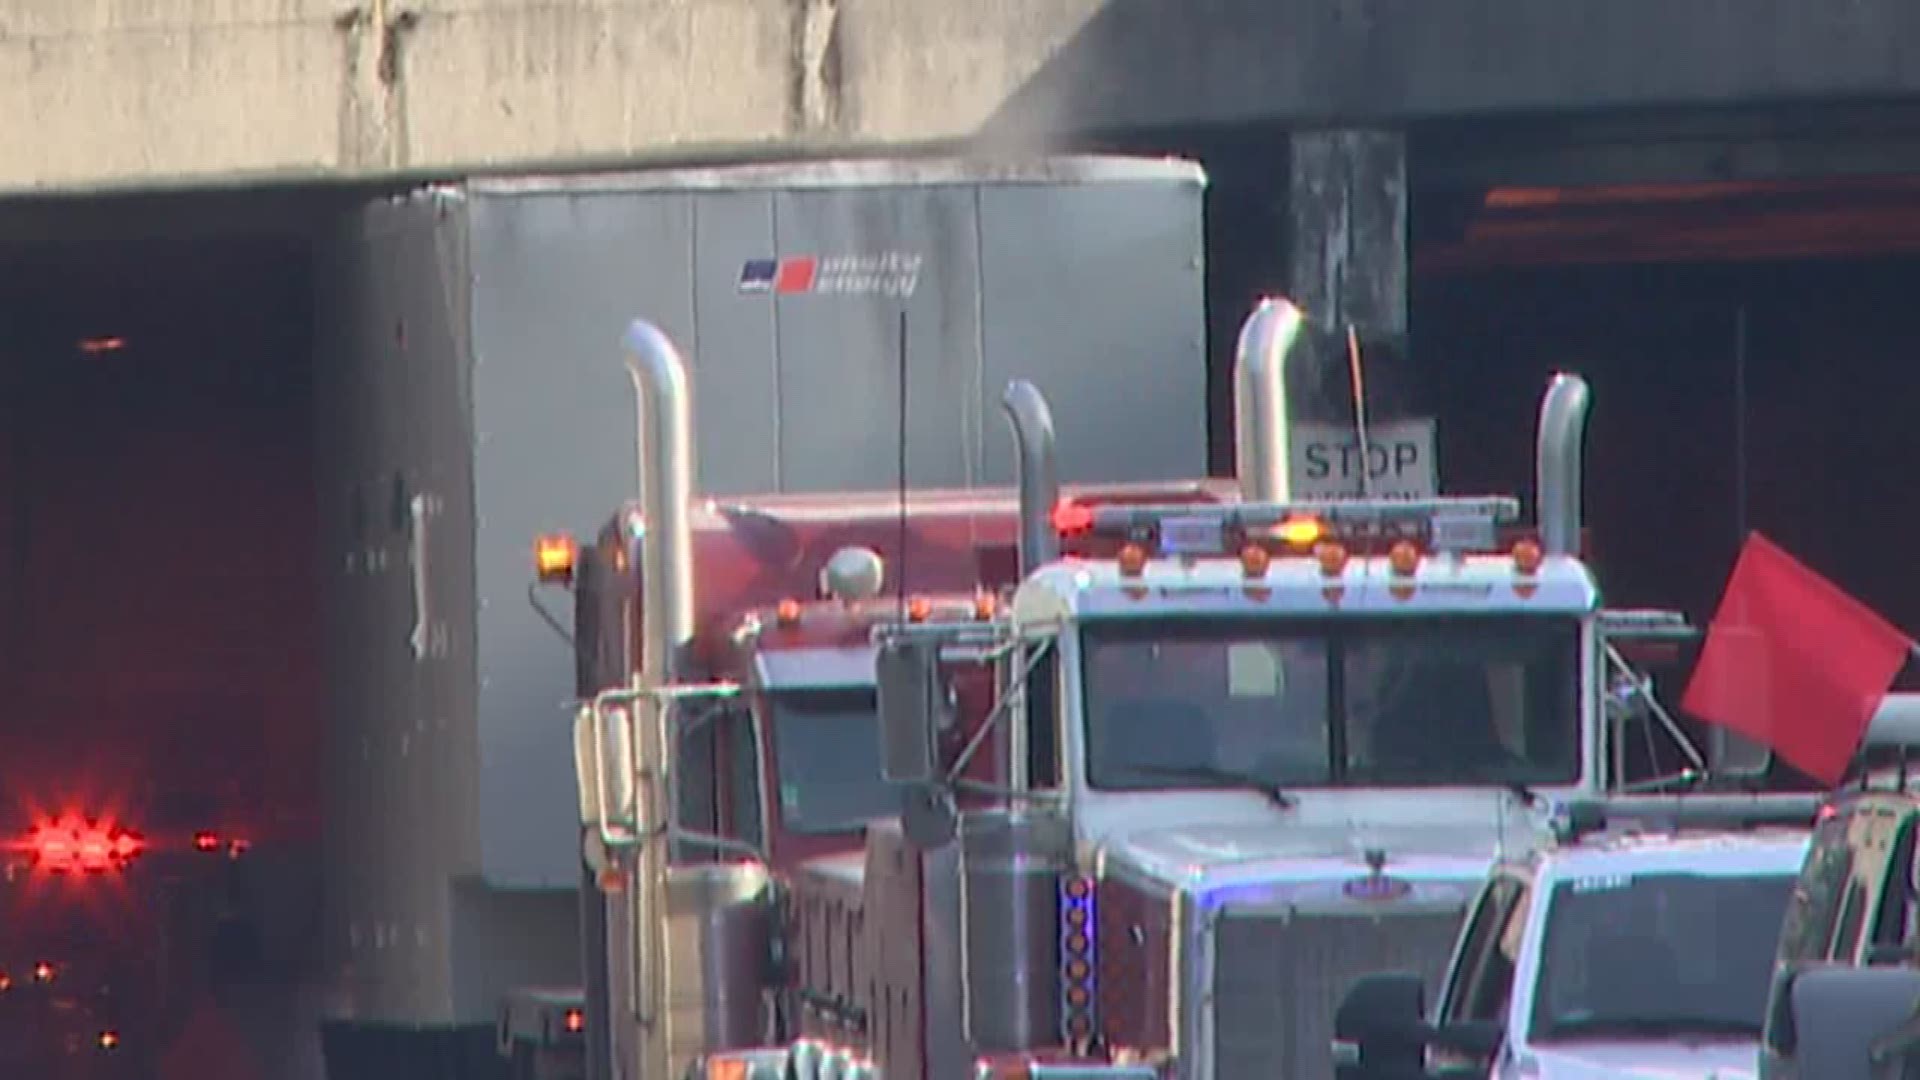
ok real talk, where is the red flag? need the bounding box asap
[1682,532,1912,784]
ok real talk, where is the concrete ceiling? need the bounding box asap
[12,0,1920,195]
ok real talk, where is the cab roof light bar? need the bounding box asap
[1086,496,1523,541]
[1554,792,1824,843]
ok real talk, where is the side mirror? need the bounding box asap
[1333,972,1431,1080]
[572,697,642,846]
[876,636,944,786]
[1786,964,1920,1078]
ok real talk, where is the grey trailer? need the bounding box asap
[309,155,1208,1078]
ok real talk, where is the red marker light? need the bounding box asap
[564,1008,585,1033]
[1051,499,1094,536]
[32,962,54,984]
[193,831,220,852]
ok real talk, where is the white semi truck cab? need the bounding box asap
[850,300,1777,1079]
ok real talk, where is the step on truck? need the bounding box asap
[565,300,1773,1080]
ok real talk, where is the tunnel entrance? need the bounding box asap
[1403,107,1920,630]
[1095,111,1920,633]
[1415,243,1920,630]
[0,184,377,1079]
[1410,161,1920,634]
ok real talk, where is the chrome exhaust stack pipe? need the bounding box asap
[1233,298,1305,504]
[621,319,698,1080]
[1002,379,1060,576]
[623,319,697,705]
[1536,373,1592,557]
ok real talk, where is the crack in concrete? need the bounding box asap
[332,3,421,171]
[790,0,844,135]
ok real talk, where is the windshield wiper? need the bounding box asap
[1127,764,1296,809]
[1542,1015,1758,1042]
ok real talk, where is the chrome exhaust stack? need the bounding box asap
[623,319,697,695]
[1002,379,1060,576]
[621,323,777,1075]
[1233,298,1305,504]
[1535,373,1592,557]
[620,319,699,1080]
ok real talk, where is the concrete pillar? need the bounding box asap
[1285,129,1413,426]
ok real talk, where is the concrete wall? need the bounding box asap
[10,0,1920,195]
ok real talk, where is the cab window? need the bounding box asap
[1873,816,1920,959]
[1832,878,1871,961]
[1829,807,1905,963]
[1442,875,1530,1026]
[1776,810,1857,966]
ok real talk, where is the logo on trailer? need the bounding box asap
[738,252,923,299]
[738,257,819,295]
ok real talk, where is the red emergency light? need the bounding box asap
[22,818,144,874]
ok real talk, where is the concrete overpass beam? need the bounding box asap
[1285,128,1413,426]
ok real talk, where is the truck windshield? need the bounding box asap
[766,688,898,836]
[1081,614,1581,791]
[1529,870,1796,1042]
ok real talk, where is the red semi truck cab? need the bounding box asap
[521,477,1236,1079]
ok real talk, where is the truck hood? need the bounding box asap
[1517,1040,1759,1080]
[1101,816,1537,901]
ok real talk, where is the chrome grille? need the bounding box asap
[1210,905,1465,1078]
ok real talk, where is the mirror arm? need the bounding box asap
[1614,768,1707,795]
[1604,639,1708,775]
[945,636,1054,785]
[527,581,576,646]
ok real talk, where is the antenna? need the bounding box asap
[896,309,909,621]
[1346,324,1374,499]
